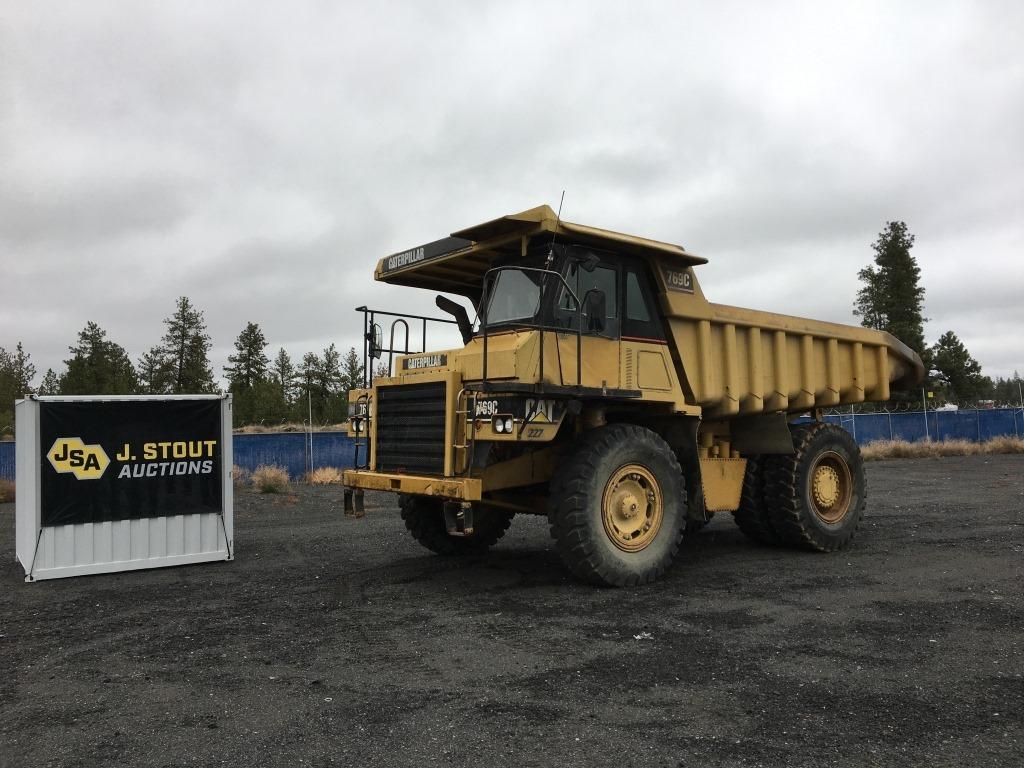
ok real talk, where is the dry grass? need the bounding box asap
[232,465,251,488]
[0,479,14,503]
[251,465,290,493]
[234,423,347,434]
[309,466,344,485]
[861,437,1024,460]
[982,435,1024,454]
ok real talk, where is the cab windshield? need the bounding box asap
[484,263,546,326]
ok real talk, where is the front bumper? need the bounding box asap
[342,469,482,501]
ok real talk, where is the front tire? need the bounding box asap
[548,424,687,587]
[763,423,865,551]
[399,495,513,556]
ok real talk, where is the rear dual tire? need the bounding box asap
[735,423,865,552]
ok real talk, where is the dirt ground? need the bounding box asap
[1,455,1022,768]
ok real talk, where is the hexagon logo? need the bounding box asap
[47,437,110,480]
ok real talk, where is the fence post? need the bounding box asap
[922,389,929,441]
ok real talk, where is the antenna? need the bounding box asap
[545,190,565,268]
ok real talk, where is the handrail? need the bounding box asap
[355,306,458,387]
[480,266,583,389]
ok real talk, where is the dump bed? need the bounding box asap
[658,285,924,417]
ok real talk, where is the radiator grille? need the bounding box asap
[374,381,447,475]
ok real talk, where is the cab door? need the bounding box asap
[620,261,675,398]
[553,258,620,389]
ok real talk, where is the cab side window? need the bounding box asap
[622,266,665,341]
[560,262,620,336]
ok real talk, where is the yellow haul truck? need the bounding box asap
[343,205,924,586]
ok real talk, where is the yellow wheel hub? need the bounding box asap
[813,465,841,508]
[602,465,663,552]
[809,451,853,524]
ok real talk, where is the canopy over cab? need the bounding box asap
[374,204,706,301]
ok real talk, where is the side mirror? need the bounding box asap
[580,252,601,273]
[584,289,606,333]
[366,323,383,359]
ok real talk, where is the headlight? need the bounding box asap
[492,415,515,434]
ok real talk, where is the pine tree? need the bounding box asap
[271,348,296,406]
[137,347,174,394]
[39,369,61,395]
[61,322,138,395]
[224,322,271,426]
[0,343,34,435]
[340,346,365,394]
[854,221,928,367]
[224,322,270,390]
[318,344,344,423]
[160,297,215,393]
[1,342,37,394]
[930,331,986,404]
[296,352,321,422]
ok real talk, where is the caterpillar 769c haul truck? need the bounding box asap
[342,205,924,586]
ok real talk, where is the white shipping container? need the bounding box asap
[15,395,234,581]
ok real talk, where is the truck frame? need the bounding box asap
[342,205,924,586]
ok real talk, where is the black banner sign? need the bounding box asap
[40,399,223,527]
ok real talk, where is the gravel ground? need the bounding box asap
[1,455,1022,768]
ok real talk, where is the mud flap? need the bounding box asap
[657,416,708,524]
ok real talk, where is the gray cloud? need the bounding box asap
[2,0,1022,383]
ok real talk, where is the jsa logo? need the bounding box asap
[47,437,111,480]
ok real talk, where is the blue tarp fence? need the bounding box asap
[1,410,1021,483]
[0,441,13,482]
[232,432,359,479]
[0,432,360,483]
[823,408,1024,444]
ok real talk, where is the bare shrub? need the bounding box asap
[933,439,981,457]
[861,440,928,460]
[232,465,251,488]
[309,467,343,485]
[0,479,14,503]
[251,465,290,493]
[981,436,1024,454]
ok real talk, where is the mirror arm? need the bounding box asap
[435,295,473,345]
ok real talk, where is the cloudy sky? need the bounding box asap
[2,0,1022,385]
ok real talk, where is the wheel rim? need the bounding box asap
[601,464,664,552]
[810,451,853,524]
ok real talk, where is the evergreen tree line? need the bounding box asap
[853,221,1018,407]
[0,296,365,435]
